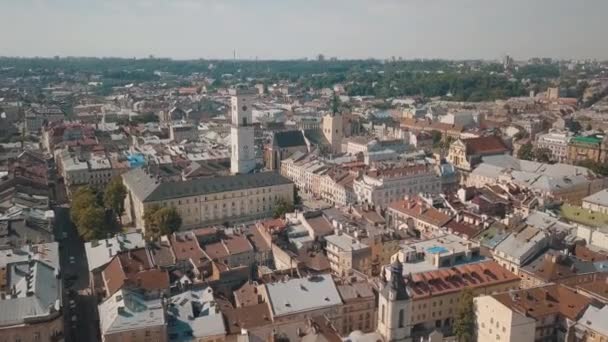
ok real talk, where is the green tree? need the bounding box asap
[534,148,552,163]
[431,130,443,146]
[104,177,127,222]
[70,186,98,224]
[273,198,294,219]
[517,142,534,160]
[331,92,340,115]
[70,186,115,241]
[144,205,182,239]
[453,288,475,342]
[75,206,106,241]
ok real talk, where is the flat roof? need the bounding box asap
[583,189,608,207]
[99,289,165,335]
[561,204,608,228]
[265,274,342,317]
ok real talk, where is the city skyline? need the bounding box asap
[1,0,607,60]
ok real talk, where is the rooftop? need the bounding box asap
[84,232,146,272]
[583,189,608,207]
[561,204,608,228]
[493,284,590,321]
[408,260,519,299]
[325,233,370,252]
[99,289,165,335]
[167,287,226,341]
[123,168,293,202]
[265,274,342,317]
[462,136,510,156]
[519,250,600,283]
[493,226,547,263]
[577,305,608,337]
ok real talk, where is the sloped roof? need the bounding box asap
[144,172,292,202]
[273,130,307,148]
[463,136,510,156]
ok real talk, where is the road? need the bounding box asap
[54,206,100,342]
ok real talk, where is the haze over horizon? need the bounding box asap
[1,0,607,61]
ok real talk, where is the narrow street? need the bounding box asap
[54,206,100,342]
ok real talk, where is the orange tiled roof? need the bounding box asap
[493,284,590,321]
[408,260,519,299]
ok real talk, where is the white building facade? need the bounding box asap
[353,164,441,209]
[536,131,571,162]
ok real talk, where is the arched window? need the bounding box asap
[398,309,405,328]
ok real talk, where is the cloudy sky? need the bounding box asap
[1,0,606,60]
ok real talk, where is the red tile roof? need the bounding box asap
[101,248,169,296]
[170,232,206,267]
[388,198,452,228]
[493,284,590,321]
[408,260,519,299]
[222,235,254,255]
[462,136,510,156]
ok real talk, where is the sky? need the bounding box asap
[1,0,607,60]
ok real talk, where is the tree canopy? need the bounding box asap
[517,142,534,160]
[103,177,128,222]
[71,186,114,241]
[144,205,182,239]
[453,287,475,342]
[273,198,294,219]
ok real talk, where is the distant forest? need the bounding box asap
[0,57,565,101]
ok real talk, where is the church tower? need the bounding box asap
[377,261,412,342]
[230,87,256,174]
[322,94,343,154]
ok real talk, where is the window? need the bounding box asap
[398,309,405,328]
[381,304,385,324]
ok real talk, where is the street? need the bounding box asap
[54,206,100,342]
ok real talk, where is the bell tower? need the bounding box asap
[377,261,412,341]
[230,87,256,174]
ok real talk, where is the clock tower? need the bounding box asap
[230,87,256,174]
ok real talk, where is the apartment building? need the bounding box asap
[98,289,167,342]
[0,243,63,342]
[280,152,328,196]
[353,163,441,209]
[202,234,256,268]
[475,284,591,342]
[167,287,227,342]
[333,282,377,335]
[536,131,571,162]
[582,189,608,214]
[492,225,549,274]
[378,260,520,341]
[567,135,608,164]
[260,274,343,325]
[122,168,294,234]
[574,305,608,342]
[57,149,127,189]
[518,250,603,289]
[325,232,372,277]
[387,197,452,235]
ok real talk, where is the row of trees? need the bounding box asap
[70,177,127,241]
